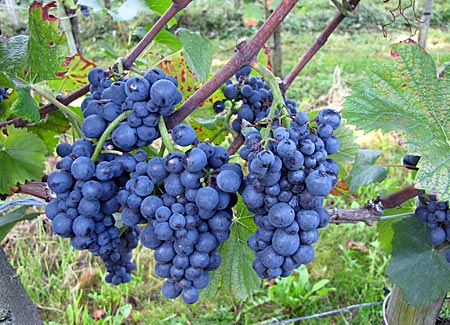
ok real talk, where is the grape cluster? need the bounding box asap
[415,196,450,262]
[101,226,140,285]
[0,87,8,103]
[45,139,139,283]
[213,66,297,132]
[114,125,243,303]
[138,158,241,303]
[81,67,182,151]
[241,108,341,279]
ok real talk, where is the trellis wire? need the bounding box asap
[382,291,392,325]
[0,197,47,214]
[379,212,415,221]
[267,301,383,324]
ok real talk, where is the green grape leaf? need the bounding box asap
[0,95,15,121]
[343,41,450,200]
[0,35,29,76]
[0,207,40,242]
[0,74,17,121]
[346,149,387,193]
[47,54,96,93]
[189,117,226,144]
[331,124,358,165]
[176,28,212,82]
[154,29,182,52]
[145,0,176,27]
[145,0,171,15]
[0,72,15,88]
[27,1,67,82]
[10,85,40,122]
[203,197,261,300]
[377,208,414,253]
[386,217,450,306]
[188,86,228,143]
[27,110,71,154]
[0,126,46,194]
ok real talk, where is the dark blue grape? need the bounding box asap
[125,76,150,101]
[81,115,107,139]
[47,170,74,193]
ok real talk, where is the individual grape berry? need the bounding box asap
[402,155,420,170]
[111,122,138,152]
[88,67,106,87]
[171,124,197,147]
[223,84,239,99]
[150,79,182,107]
[125,76,150,101]
[81,115,107,139]
[316,108,341,130]
[47,170,74,193]
[216,169,242,193]
[268,203,295,228]
[213,100,226,113]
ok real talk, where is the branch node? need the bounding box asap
[236,37,248,52]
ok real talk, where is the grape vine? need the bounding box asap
[1,1,449,322]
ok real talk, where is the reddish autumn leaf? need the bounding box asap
[48,54,97,93]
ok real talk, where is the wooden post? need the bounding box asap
[0,246,43,324]
[266,0,283,78]
[385,285,444,325]
[418,0,434,48]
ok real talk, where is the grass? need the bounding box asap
[1,1,450,324]
[3,213,391,324]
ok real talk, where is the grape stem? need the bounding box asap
[30,85,83,138]
[228,133,245,155]
[250,61,289,125]
[214,108,238,142]
[158,115,175,154]
[91,110,131,162]
[249,60,290,150]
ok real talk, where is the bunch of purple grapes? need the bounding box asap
[402,156,450,261]
[415,196,450,250]
[81,67,182,151]
[114,124,243,304]
[213,66,297,132]
[45,139,140,284]
[240,108,341,279]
